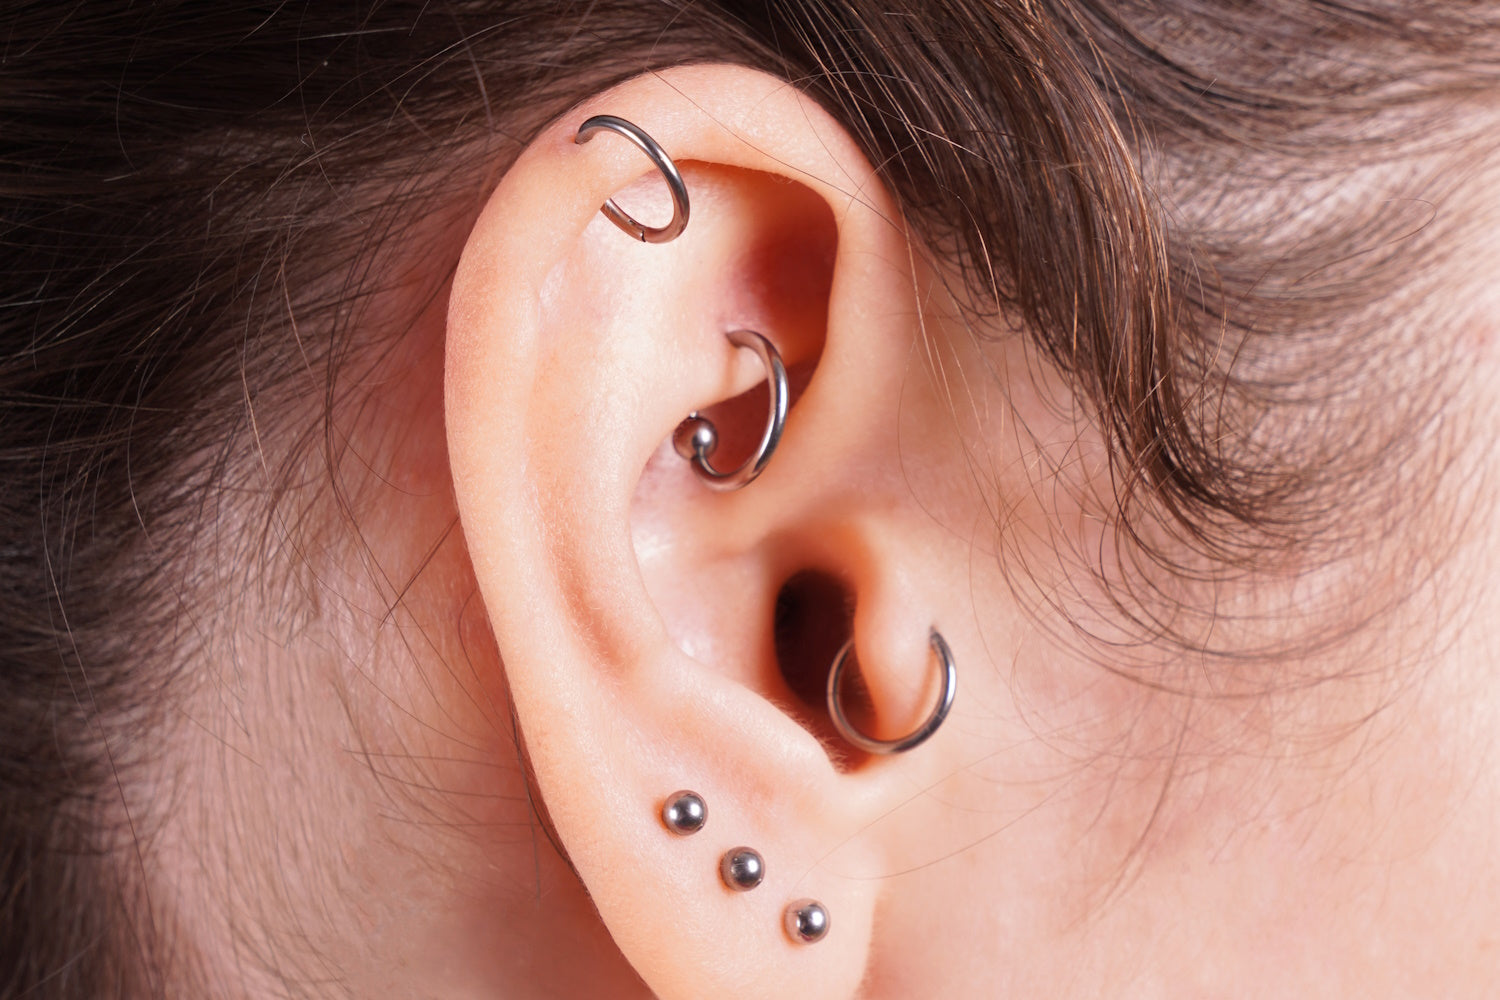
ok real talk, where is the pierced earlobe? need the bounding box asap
[575,115,690,243]
[671,328,788,491]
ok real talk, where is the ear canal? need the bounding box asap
[447,65,974,1000]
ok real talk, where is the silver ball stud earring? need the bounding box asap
[719,847,765,891]
[661,790,707,836]
[784,899,830,943]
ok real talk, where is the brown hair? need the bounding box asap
[2,1,1494,993]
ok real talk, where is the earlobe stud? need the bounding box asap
[574,115,690,244]
[672,328,788,491]
[659,795,822,942]
[784,899,830,943]
[827,628,957,754]
[661,790,707,835]
[719,847,765,891]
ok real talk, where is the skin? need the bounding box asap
[153,67,1500,998]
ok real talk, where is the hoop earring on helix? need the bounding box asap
[575,114,690,243]
[827,629,957,754]
[575,114,789,491]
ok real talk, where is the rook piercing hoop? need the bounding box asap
[661,790,707,835]
[719,847,765,891]
[672,329,788,491]
[574,115,690,244]
[784,900,830,943]
[827,629,957,754]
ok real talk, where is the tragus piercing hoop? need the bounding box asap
[574,115,690,244]
[826,629,957,754]
[672,329,788,491]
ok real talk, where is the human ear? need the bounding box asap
[446,64,991,999]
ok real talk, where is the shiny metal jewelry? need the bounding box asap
[661,790,707,836]
[671,329,788,491]
[784,899,830,943]
[826,629,957,754]
[574,115,690,244]
[719,847,765,891]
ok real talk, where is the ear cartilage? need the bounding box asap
[574,114,690,244]
[661,790,708,835]
[784,900,830,944]
[671,329,788,491]
[719,847,766,891]
[827,628,957,755]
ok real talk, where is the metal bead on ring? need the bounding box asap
[719,847,765,891]
[671,329,788,491]
[784,899,830,944]
[826,629,957,754]
[574,115,690,244]
[661,790,707,836]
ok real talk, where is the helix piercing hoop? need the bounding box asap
[574,115,690,244]
[672,329,788,491]
[826,629,957,754]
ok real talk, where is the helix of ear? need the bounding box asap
[577,115,790,494]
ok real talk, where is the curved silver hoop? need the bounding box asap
[671,329,788,491]
[826,629,957,755]
[574,114,690,244]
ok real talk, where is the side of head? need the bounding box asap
[4,3,1500,997]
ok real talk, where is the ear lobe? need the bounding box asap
[446,65,967,999]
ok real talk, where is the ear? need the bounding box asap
[446,64,996,999]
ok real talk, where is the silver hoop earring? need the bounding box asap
[574,115,690,244]
[672,329,788,491]
[826,629,957,754]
